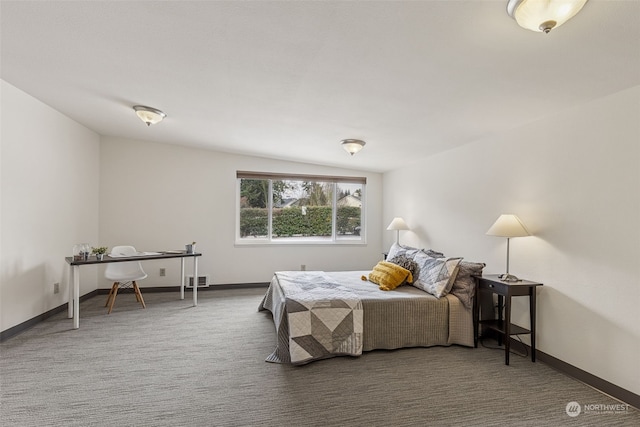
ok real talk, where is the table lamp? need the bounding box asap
[387,217,410,245]
[486,214,531,282]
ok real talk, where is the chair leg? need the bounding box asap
[107,284,119,314]
[105,282,118,307]
[133,281,146,309]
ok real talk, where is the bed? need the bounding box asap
[259,244,485,365]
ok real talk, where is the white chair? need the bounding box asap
[105,245,147,314]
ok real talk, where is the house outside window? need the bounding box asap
[237,171,366,244]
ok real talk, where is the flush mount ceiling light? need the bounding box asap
[341,139,366,156]
[133,105,167,126]
[507,0,588,34]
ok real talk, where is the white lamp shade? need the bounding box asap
[387,217,410,231]
[507,0,588,33]
[486,214,531,238]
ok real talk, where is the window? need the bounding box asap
[237,171,366,244]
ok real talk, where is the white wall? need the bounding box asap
[0,80,100,331]
[383,86,640,395]
[98,136,383,289]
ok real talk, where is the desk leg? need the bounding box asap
[73,265,80,329]
[180,258,185,300]
[504,295,511,366]
[193,257,198,307]
[530,288,537,362]
[68,265,74,319]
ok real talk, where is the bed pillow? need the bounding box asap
[412,251,462,298]
[449,261,486,309]
[422,248,445,258]
[366,261,413,291]
[386,242,421,262]
[387,255,418,283]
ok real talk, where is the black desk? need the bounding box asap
[473,274,543,365]
[66,251,202,329]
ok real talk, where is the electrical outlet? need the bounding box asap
[300,264,306,271]
[159,268,166,277]
[53,282,60,294]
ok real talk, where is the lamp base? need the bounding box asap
[498,273,522,282]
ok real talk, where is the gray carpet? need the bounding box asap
[1,288,638,427]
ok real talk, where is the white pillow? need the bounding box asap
[386,242,420,261]
[412,251,462,298]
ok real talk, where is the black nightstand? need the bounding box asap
[473,274,543,365]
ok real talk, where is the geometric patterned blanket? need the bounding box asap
[262,271,363,364]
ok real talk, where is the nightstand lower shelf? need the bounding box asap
[480,320,530,336]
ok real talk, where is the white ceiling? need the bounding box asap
[2,1,639,172]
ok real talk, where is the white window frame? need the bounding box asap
[235,171,366,245]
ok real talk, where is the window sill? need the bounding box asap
[235,238,366,247]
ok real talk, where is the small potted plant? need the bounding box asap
[92,246,108,261]
[186,241,196,253]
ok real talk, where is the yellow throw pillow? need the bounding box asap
[366,261,413,291]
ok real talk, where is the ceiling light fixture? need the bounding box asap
[507,0,588,34]
[341,139,366,156]
[133,105,167,126]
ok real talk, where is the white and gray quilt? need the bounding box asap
[259,271,363,364]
